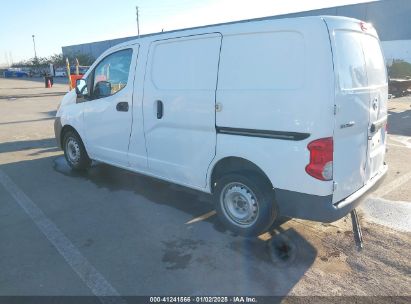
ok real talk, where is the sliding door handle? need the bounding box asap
[156,100,163,119]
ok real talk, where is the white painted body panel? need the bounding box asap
[211,135,333,196]
[128,43,150,171]
[214,19,335,196]
[56,15,387,206]
[56,89,86,145]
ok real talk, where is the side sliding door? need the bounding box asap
[143,33,222,188]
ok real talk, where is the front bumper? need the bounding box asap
[54,117,62,149]
[276,164,388,222]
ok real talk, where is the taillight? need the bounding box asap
[305,137,333,181]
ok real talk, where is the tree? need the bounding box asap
[387,59,411,79]
[67,52,95,66]
[11,52,94,68]
[49,53,65,66]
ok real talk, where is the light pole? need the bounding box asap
[32,34,37,60]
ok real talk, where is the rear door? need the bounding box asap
[328,20,388,203]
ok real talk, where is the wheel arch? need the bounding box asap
[209,156,273,193]
[60,125,83,149]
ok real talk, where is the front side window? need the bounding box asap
[92,49,133,99]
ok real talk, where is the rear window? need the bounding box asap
[335,31,387,89]
[362,34,387,86]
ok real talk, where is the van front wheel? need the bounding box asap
[214,173,277,236]
[63,131,91,171]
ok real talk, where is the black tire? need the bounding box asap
[62,130,91,171]
[213,172,278,237]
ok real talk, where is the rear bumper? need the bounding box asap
[276,164,388,222]
[54,117,62,149]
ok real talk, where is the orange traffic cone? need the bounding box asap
[47,79,52,88]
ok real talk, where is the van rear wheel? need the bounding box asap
[214,172,277,236]
[63,130,91,171]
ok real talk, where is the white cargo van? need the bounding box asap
[55,16,388,236]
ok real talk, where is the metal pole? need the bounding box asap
[75,58,79,75]
[32,35,37,60]
[351,209,363,251]
[136,6,140,37]
[66,57,72,90]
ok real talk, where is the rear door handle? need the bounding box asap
[370,116,387,133]
[156,100,163,119]
[340,121,355,129]
[116,102,129,112]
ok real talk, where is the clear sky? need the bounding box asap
[0,0,375,66]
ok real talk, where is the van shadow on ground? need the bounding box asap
[0,149,317,296]
[53,156,317,295]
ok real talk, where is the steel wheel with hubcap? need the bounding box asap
[220,182,259,227]
[214,172,277,236]
[63,130,91,170]
[66,138,81,166]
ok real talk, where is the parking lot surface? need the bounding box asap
[0,78,410,298]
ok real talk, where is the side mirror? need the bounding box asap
[75,79,88,97]
[94,81,112,98]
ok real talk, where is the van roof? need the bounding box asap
[107,15,361,50]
